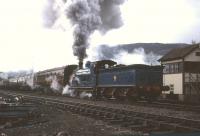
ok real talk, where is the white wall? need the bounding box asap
[163,73,183,94]
[185,48,200,61]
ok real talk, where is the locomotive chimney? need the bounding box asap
[79,60,83,69]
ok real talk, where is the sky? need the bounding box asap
[0,0,200,72]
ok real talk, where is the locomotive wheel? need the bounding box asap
[91,89,99,100]
[73,89,80,97]
[113,88,126,100]
[102,88,115,99]
[94,89,102,99]
[126,88,139,101]
[146,96,157,102]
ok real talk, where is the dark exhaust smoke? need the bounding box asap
[66,0,125,63]
[78,60,83,69]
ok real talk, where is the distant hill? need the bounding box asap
[96,43,189,60]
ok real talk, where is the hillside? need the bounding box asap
[96,43,189,60]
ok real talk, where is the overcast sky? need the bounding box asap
[0,0,200,72]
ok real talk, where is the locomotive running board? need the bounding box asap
[97,85,136,88]
[70,87,93,89]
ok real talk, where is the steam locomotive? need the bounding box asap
[68,60,168,100]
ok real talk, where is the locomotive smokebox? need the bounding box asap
[79,60,83,69]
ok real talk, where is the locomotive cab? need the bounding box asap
[93,60,117,71]
[71,60,117,87]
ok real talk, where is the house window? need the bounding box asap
[174,63,179,73]
[170,64,174,73]
[164,63,182,73]
[195,52,200,56]
[169,84,174,91]
[169,84,174,94]
[163,64,169,73]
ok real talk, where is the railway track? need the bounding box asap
[94,98,200,114]
[134,101,200,113]
[2,89,200,113]
[1,91,200,133]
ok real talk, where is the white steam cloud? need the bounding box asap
[80,92,92,98]
[62,85,75,96]
[25,73,35,89]
[87,46,161,65]
[62,73,74,95]
[115,48,161,65]
[43,0,58,28]
[46,75,62,93]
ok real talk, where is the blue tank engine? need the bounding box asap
[70,60,168,100]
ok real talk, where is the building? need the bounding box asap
[159,44,200,102]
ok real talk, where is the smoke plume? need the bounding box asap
[43,0,59,28]
[66,0,125,62]
[87,46,161,65]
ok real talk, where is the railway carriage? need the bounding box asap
[31,65,78,94]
